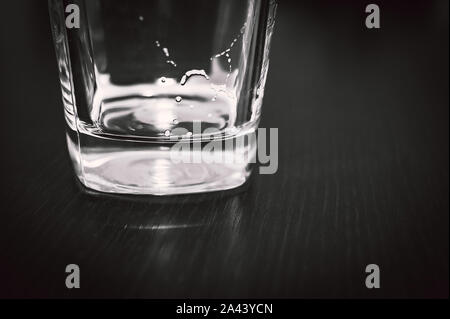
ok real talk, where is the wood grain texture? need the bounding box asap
[0,0,448,298]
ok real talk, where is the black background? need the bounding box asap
[0,0,448,298]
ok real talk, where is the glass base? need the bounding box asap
[66,125,256,196]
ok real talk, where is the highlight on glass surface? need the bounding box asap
[49,0,277,195]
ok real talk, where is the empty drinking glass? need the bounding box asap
[49,0,277,195]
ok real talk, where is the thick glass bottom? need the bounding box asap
[66,125,257,195]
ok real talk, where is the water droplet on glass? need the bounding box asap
[155,42,177,67]
[166,60,177,67]
[172,119,179,125]
[164,130,171,137]
[189,104,194,109]
[180,69,210,85]
[186,132,193,137]
[212,97,216,102]
[175,96,182,103]
[138,16,144,21]
[160,77,166,83]
[207,113,212,118]
[209,22,246,87]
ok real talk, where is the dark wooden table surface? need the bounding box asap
[0,0,448,298]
